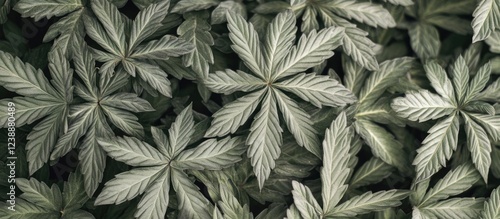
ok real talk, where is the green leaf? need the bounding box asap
[321,112,351,215]
[247,90,283,189]
[171,0,219,13]
[135,169,170,219]
[419,163,480,206]
[171,169,212,219]
[263,10,296,76]
[205,89,265,137]
[424,61,456,104]
[0,199,59,219]
[419,198,484,219]
[329,190,410,217]
[482,186,500,219]
[166,103,195,158]
[97,136,167,167]
[62,171,89,212]
[472,0,500,42]
[14,0,83,21]
[328,0,396,28]
[16,178,62,212]
[206,69,265,95]
[463,113,492,182]
[350,157,394,189]
[0,50,60,99]
[358,57,415,105]
[129,0,170,51]
[413,113,460,182]
[467,113,500,143]
[100,93,154,113]
[91,0,126,55]
[274,89,321,158]
[273,26,344,80]
[464,62,491,103]
[409,23,440,59]
[391,90,455,122]
[275,73,357,108]
[133,61,172,97]
[101,105,145,138]
[131,35,194,59]
[354,119,410,173]
[173,137,245,170]
[178,11,215,79]
[291,181,321,219]
[217,185,253,219]
[450,56,470,104]
[95,166,165,205]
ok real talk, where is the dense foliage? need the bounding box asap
[0,0,500,218]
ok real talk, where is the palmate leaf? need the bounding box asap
[472,0,500,42]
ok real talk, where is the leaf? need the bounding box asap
[205,89,266,137]
[467,113,500,143]
[217,185,253,219]
[171,0,219,13]
[263,10,296,75]
[413,113,460,182]
[166,103,195,158]
[472,0,500,42]
[211,1,246,25]
[0,199,59,219]
[62,171,89,212]
[14,0,83,21]
[101,105,145,138]
[419,163,480,206]
[321,112,351,215]
[171,169,212,219]
[132,35,194,59]
[424,61,456,104]
[205,69,265,95]
[0,50,59,99]
[95,166,165,205]
[329,190,410,217]
[482,187,500,219]
[129,0,170,51]
[328,0,396,28]
[463,113,492,182]
[91,0,126,54]
[341,26,379,71]
[226,11,266,80]
[450,56,470,104]
[133,61,172,97]
[291,181,321,219]
[275,73,357,108]
[178,11,215,78]
[16,178,62,211]
[350,158,394,189]
[391,90,455,122]
[135,169,170,219]
[100,93,154,113]
[0,97,63,128]
[97,136,167,167]
[358,57,415,105]
[464,62,491,103]
[274,89,321,157]
[420,198,484,219]
[273,26,344,80]
[354,120,410,173]
[409,23,440,60]
[174,137,245,170]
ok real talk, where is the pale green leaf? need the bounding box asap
[205,89,265,137]
[350,158,394,189]
[16,178,62,212]
[171,169,212,219]
[263,10,296,75]
[97,136,167,167]
[129,0,170,51]
[321,112,351,215]
[419,163,480,206]
[173,137,245,170]
[91,0,126,54]
[275,89,321,158]
[95,166,165,205]
[482,187,500,219]
[463,113,492,182]
[472,0,500,42]
[291,181,321,219]
[135,169,170,219]
[391,90,455,122]
[205,69,265,95]
[14,0,83,21]
[420,198,484,219]
[329,190,410,217]
[409,23,440,60]
[275,73,356,108]
[413,113,460,182]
